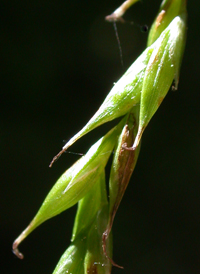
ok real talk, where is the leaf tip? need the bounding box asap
[12,240,24,259]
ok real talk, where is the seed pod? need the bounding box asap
[128,13,187,150]
[50,46,154,166]
[147,0,187,46]
[12,122,123,259]
[102,106,140,267]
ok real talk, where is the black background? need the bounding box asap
[1,0,200,273]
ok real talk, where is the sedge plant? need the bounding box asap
[13,0,187,273]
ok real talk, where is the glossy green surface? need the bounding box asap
[147,0,187,46]
[53,172,112,274]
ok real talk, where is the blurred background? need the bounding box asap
[1,0,200,273]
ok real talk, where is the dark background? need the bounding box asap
[1,0,200,273]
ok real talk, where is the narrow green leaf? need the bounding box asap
[12,122,122,259]
[50,46,153,166]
